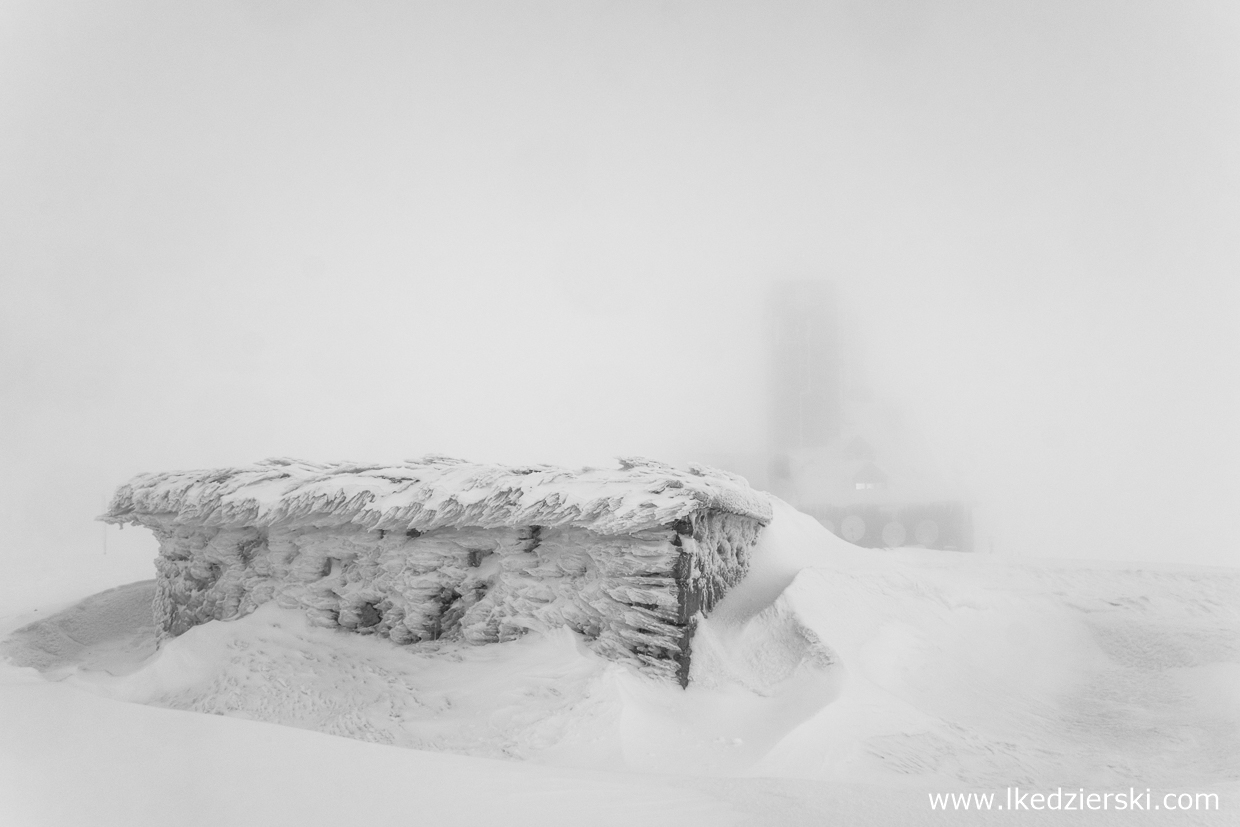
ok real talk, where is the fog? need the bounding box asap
[2,0,1237,590]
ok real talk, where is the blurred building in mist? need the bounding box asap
[767,282,843,456]
[719,281,973,551]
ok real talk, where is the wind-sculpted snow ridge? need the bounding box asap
[7,498,1239,806]
[100,457,772,684]
[101,456,772,536]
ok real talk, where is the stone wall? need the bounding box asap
[146,508,762,684]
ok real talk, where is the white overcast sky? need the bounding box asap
[2,0,1237,576]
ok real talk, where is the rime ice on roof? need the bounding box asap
[104,455,772,535]
[102,456,772,685]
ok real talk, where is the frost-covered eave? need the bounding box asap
[99,456,773,537]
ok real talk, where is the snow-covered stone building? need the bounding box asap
[101,457,772,685]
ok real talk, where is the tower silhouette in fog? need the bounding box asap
[764,279,973,552]
[766,280,841,495]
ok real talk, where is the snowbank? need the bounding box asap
[5,497,1238,825]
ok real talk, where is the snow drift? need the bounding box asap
[9,498,1237,794]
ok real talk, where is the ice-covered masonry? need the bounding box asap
[100,457,773,685]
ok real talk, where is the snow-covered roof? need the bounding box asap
[101,456,773,536]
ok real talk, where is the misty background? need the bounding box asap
[2,0,1238,601]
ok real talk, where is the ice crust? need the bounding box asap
[101,457,770,682]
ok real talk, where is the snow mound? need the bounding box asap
[1,580,157,676]
[21,595,835,775]
[752,508,1240,788]
[7,498,1238,791]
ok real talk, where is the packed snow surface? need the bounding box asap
[100,456,773,535]
[4,499,1238,825]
